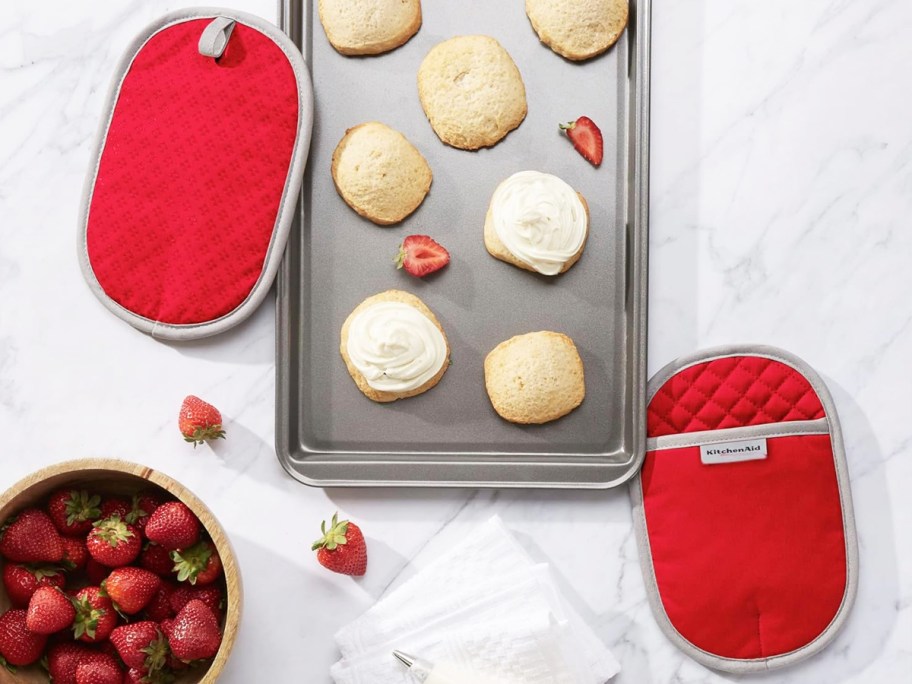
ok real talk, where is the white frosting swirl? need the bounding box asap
[346,301,448,393]
[491,170,588,276]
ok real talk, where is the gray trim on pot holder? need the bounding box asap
[629,344,859,673]
[77,7,314,340]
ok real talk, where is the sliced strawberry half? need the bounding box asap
[559,116,604,167]
[395,235,450,278]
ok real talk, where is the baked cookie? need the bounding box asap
[484,171,590,276]
[417,35,527,150]
[341,290,450,402]
[525,0,629,61]
[331,122,432,226]
[318,0,422,56]
[484,331,585,424]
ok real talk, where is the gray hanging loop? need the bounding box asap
[198,17,236,59]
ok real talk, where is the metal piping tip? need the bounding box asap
[392,650,416,669]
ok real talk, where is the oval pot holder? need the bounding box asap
[78,8,313,339]
[630,345,858,673]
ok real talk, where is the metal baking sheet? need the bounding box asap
[276,0,650,487]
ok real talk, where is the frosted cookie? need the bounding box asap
[331,122,432,226]
[525,0,629,61]
[341,290,450,402]
[484,331,585,424]
[318,0,422,56]
[417,36,527,150]
[484,171,589,276]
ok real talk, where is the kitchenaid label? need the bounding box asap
[700,438,768,464]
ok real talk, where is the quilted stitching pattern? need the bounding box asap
[86,20,299,325]
[647,356,825,437]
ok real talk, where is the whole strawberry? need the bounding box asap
[171,541,222,586]
[168,600,221,661]
[48,489,103,536]
[169,584,223,616]
[87,516,141,567]
[179,395,226,446]
[312,512,368,576]
[26,585,76,634]
[62,536,89,572]
[75,651,122,684]
[144,503,200,551]
[144,581,177,622]
[1,563,65,607]
[72,586,118,643]
[47,641,95,684]
[140,543,176,577]
[0,608,47,667]
[0,508,65,563]
[109,621,169,672]
[103,567,161,615]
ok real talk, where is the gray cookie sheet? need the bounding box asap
[276,0,650,487]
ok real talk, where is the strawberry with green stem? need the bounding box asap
[178,396,226,446]
[171,541,221,586]
[87,516,141,568]
[312,512,367,576]
[48,490,102,536]
[1,563,65,607]
[72,586,118,643]
[110,622,170,672]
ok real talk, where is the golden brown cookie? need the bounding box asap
[484,331,585,424]
[417,36,527,150]
[318,0,422,56]
[331,122,432,226]
[526,0,628,61]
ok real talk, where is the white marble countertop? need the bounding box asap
[1,1,909,682]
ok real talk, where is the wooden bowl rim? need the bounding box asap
[0,458,242,684]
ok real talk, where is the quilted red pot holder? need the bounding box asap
[78,9,313,339]
[630,345,858,673]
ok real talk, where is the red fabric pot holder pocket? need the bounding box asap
[78,9,313,339]
[630,345,858,673]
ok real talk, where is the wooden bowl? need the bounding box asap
[0,459,241,683]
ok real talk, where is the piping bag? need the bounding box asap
[394,651,510,684]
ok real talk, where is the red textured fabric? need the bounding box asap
[86,20,299,325]
[642,435,847,659]
[647,356,825,437]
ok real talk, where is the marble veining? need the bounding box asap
[1,1,910,682]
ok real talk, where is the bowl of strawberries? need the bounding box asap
[0,459,240,683]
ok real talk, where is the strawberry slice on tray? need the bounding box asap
[560,116,604,167]
[395,235,450,278]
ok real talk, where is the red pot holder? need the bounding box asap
[630,345,858,673]
[78,9,313,339]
